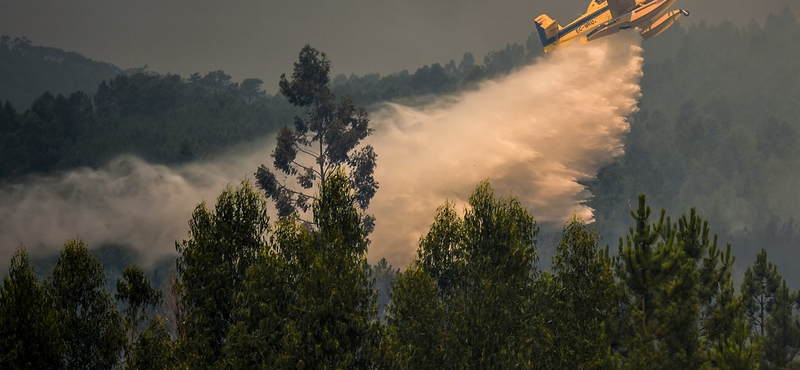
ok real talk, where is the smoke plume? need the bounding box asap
[0,33,644,269]
[368,33,644,264]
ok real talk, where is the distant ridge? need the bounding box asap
[0,36,122,108]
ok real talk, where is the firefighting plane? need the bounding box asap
[534,0,689,52]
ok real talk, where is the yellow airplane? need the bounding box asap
[535,0,689,52]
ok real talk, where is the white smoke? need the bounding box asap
[0,141,270,267]
[368,33,644,264]
[0,32,644,269]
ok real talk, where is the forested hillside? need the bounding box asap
[588,7,800,283]
[0,72,298,179]
[0,34,539,182]
[3,15,800,368]
[0,36,121,108]
[1,10,799,280]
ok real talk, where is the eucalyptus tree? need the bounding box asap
[541,218,617,370]
[175,179,270,370]
[409,181,539,369]
[48,239,124,370]
[0,248,62,370]
[256,45,377,222]
[115,265,162,370]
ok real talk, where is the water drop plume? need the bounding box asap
[0,32,643,269]
[367,32,644,265]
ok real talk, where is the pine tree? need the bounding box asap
[741,249,781,337]
[614,195,730,370]
[615,195,681,369]
[763,280,800,370]
[710,318,763,370]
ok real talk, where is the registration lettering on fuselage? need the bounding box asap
[576,18,597,33]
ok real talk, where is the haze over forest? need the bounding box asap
[0,0,799,274]
[0,0,795,93]
[0,0,798,275]
[3,1,800,369]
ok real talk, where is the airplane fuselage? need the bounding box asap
[537,0,686,52]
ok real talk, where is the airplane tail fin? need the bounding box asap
[534,14,561,49]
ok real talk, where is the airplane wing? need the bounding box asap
[606,0,637,18]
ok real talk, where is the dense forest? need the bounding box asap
[3,6,800,370]
[0,71,298,179]
[587,7,800,284]
[3,176,798,370]
[0,36,121,109]
[0,35,538,182]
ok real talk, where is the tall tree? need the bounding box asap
[763,280,800,370]
[222,244,290,370]
[175,179,270,370]
[384,264,445,370]
[372,257,396,321]
[256,45,377,219]
[0,248,62,370]
[278,169,378,369]
[115,265,162,370]
[614,195,717,370]
[414,181,539,369]
[224,170,379,370]
[710,318,763,370]
[541,218,617,370]
[48,239,124,370]
[131,315,173,370]
[741,249,782,337]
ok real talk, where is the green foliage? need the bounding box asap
[763,280,800,370]
[384,265,445,370]
[175,179,269,370]
[742,249,782,336]
[587,8,800,286]
[48,239,124,370]
[256,45,377,219]
[614,195,741,370]
[0,36,120,108]
[222,246,290,370]
[0,70,295,180]
[115,265,163,370]
[223,169,378,370]
[710,319,762,370]
[280,169,378,369]
[539,217,617,370]
[398,181,538,369]
[0,248,63,370]
[132,315,173,370]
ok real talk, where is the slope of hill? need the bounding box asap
[587,7,800,284]
[0,36,121,108]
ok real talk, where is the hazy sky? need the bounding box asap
[0,0,793,91]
